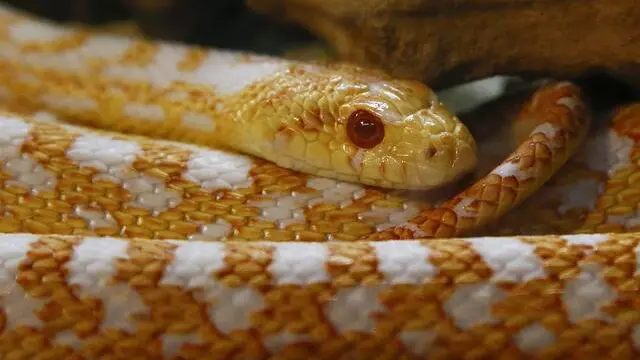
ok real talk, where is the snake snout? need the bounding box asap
[397,105,477,189]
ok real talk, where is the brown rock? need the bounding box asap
[247,0,640,89]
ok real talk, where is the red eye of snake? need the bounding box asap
[346,109,385,149]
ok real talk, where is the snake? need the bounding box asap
[0,2,638,359]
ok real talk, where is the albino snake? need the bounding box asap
[0,3,638,360]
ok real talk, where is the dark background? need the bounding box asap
[4,0,323,56]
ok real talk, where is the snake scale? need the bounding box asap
[0,2,639,359]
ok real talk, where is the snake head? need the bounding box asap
[240,63,477,189]
[335,78,477,189]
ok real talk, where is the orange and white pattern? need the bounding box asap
[0,233,639,359]
[0,112,435,241]
[495,104,640,236]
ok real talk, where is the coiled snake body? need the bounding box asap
[0,3,638,360]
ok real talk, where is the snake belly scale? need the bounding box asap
[1,3,639,360]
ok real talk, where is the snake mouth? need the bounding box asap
[353,137,476,191]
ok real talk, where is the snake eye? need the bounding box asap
[346,109,385,149]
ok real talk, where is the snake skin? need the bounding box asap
[0,3,638,360]
[0,4,591,241]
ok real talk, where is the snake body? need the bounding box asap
[0,3,638,360]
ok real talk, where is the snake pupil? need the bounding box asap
[347,109,385,149]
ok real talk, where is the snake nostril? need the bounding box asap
[424,145,437,159]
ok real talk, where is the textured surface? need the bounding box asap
[1,233,640,360]
[0,3,591,240]
[0,85,588,242]
[495,103,640,235]
[248,0,640,89]
[0,2,637,360]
